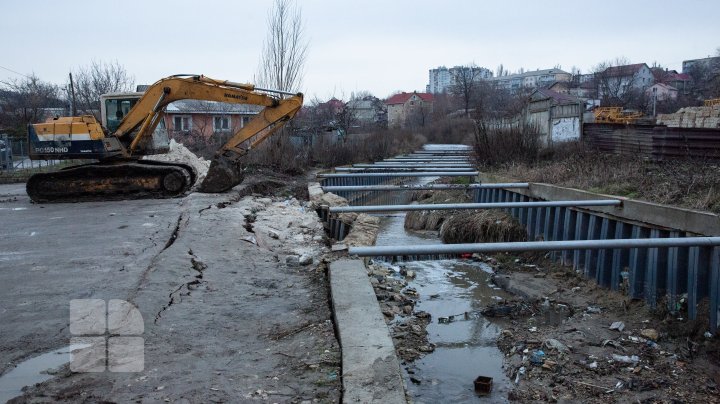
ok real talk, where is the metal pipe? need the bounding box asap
[334,167,476,172]
[383,160,470,163]
[353,164,472,167]
[329,199,621,213]
[322,183,529,192]
[349,237,720,256]
[317,171,479,178]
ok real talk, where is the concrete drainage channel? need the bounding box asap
[312,143,720,402]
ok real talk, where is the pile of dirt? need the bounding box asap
[440,210,527,244]
[145,140,210,189]
[404,189,471,231]
[341,214,380,247]
[403,186,526,244]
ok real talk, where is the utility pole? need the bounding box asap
[652,87,657,117]
[68,72,77,116]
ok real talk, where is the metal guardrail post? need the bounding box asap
[666,231,689,311]
[561,209,577,266]
[710,248,720,332]
[584,215,601,278]
[597,218,616,288]
[645,229,669,309]
[573,212,589,272]
[611,222,633,291]
[688,246,711,321]
[629,226,651,299]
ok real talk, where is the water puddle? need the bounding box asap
[0,344,88,403]
[373,212,513,402]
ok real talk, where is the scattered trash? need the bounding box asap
[586,306,602,314]
[481,304,513,317]
[298,254,313,266]
[530,350,545,365]
[612,354,639,364]
[528,326,538,333]
[609,321,625,332]
[588,361,598,369]
[474,375,493,394]
[241,235,257,245]
[542,360,557,371]
[544,338,569,353]
[514,366,526,384]
[705,331,714,339]
[602,339,625,351]
[640,328,659,341]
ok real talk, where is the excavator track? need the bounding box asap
[26,160,196,203]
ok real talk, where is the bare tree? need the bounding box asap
[0,74,62,138]
[450,63,484,116]
[592,57,644,107]
[256,0,308,93]
[70,60,134,120]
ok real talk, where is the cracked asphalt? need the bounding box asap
[0,182,340,403]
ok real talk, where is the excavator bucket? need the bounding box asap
[199,155,245,193]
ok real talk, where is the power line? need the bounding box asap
[0,64,32,79]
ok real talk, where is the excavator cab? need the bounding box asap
[100,92,170,155]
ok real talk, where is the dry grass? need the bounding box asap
[404,189,471,230]
[439,210,527,244]
[486,142,720,213]
[403,187,526,244]
[404,210,448,231]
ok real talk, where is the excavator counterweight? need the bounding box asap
[26,75,303,202]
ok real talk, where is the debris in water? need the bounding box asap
[474,375,493,394]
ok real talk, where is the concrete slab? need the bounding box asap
[329,259,406,403]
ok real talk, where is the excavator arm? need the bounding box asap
[112,74,303,192]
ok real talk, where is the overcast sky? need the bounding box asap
[1,0,718,100]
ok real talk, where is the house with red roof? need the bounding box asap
[385,91,434,128]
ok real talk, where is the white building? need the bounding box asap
[427,65,493,93]
[486,69,571,93]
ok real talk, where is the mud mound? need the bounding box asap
[145,140,210,189]
[440,210,526,244]
[404,210,448,231]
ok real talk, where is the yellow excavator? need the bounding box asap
[26,74,303,202]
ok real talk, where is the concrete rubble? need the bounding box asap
[143,139,211,189]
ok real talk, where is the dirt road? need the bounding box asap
[0,180,340,403]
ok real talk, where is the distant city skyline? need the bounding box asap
[1,0,718,100]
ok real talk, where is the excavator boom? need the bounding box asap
[26,75,303,202]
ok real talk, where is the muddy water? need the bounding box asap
[0,344,89,403]
[374,213,513,403]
